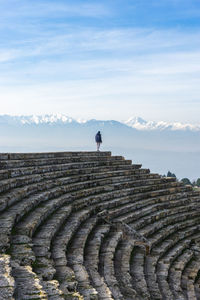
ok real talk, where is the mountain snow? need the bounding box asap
[0,114,199,131]
[124,117,200,131]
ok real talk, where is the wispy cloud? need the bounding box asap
[0,1,110,19]
[0,0,200,123]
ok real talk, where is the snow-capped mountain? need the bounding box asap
[0,114,87,125]
[124,117,200,131]
[0,114,200,179]
[0,114,200,131]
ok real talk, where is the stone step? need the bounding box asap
[66,216,99,299]
[1,178,160,243]
[156,232,200,300]
[169,249,193,300]
[0,163,146,182]
[72,180,185,214]
[0,156,132,173]
[110,191,196,224]
[1,159,137,179]
[0,167,156,195]
[51,210,91,296]
[0,168,151,212]
[84,224,114,300]
[114,241,144,300]
[0,170,10,181]
[0,151,112,161]
[9,169,157,235]
[194,273,200,300]
[41,280,65,300]
[145,227,200,300]
[15,203,72,239]
[132,216,200,300]
[0,186,194,258]
[1,173,166,209]
[0,254,15,300]
[110,193,193,223]
[11,205,72,266]
[144,255,163,300]
[11,261,48,300]
[0,150,199,300]
[139,205,200,242]
[128,246,151,300]
[0,185,138,251]
[132,227,199,300]
[181,253,200,300]
[11,185,160,267]
[0,155,125,170]
[130,202,200,232]
[98,229,126,300]
[0,177,181,251]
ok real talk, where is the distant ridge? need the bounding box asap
[0,114,200,132]
[124,116,200,131]
[0,114,200,179]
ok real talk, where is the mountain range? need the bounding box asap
[0,114,199,180]
[1,114,200,132]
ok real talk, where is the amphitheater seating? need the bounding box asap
[0,151,200,300]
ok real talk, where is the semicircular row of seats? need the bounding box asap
[0,151,200,300]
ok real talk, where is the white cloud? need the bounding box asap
[0,1,110,19]
[0,11,200,123]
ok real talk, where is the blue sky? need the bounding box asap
[0,0,200,122]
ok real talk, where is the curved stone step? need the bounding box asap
[145,227,200,300]
[26,206,84,299]
[11,204,72,266]
[0,167,155,195]
[0,164,148,188]
[114,240,145,300]
[12,261,48,300]
[194,273,200,300]
[140,208,200,244]
[130,212,200,300]
[84,224,114,300]
[132,229,197,300]
[0,151,112,161]
[66,216,99,299]
[128,246,151,300]
[1,159,136,180]
[41,280,65,300]
[0,151,199,299]
[0,177,191,252]
[181,247,200,300]
[0,155,125,169]
[169,249,193,300]
[112,192,193,225]
[98,229,127,300]
[156,232,200,300]
[0,176,144,249]
[131,202,200,232]
[0,254,15,300]
[0,170,136,210]
[0,175,175,251]
[51,210,91,296]
[0,171,166,213]
[0,185,133,251]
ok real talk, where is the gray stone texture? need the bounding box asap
[0,151,200,299]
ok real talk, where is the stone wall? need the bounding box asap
[0,151,200,299]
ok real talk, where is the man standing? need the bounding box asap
[95,131,102,151]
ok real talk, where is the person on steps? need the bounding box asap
[95,131,102,151]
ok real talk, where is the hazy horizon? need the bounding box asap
[0,115,199,181]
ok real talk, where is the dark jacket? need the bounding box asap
[95,132,102,143]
